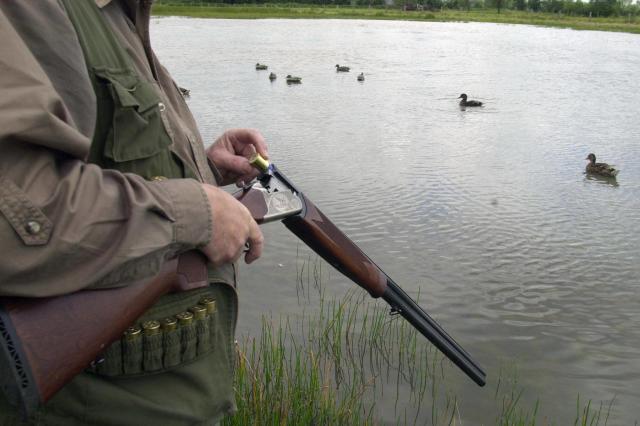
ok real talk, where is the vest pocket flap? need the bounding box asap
[95,68,160,112]
[94,69,172,162]
[113,79,164,113]
[111,80,139,108]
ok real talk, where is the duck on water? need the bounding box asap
[458,93,482,107]
[585,153,619,177]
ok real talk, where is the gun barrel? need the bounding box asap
[383,280,486,386]
[238,160,486,387]
[280,193,485,386]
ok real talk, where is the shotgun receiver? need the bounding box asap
[235,154,486,387]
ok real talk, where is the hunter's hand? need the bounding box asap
[199,184,263,266]
[207,128,269,187]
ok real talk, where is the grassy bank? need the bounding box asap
[220,257,614,425]
[153,4,640,34]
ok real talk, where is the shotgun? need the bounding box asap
[0,155,485,419]
[235,154,486,387]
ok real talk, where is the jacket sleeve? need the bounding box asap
[0,9,212,297]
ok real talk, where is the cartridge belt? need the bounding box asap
[87,288,219,377]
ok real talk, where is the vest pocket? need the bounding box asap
[93,68,173,164]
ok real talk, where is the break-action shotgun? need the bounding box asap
[0,154,485,419]
[234,153,486,387]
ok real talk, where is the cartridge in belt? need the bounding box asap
[142,320,161,335]
[176,311,194,326]
[199,296,217,314]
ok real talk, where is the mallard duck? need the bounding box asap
[585,153,618,177]
[357,72,364,82]
[255,63,268,70]
[286,75,302,84]
[335,64,350,72]
[269,72,277,81]
[458,93,482,107]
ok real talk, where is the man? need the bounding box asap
[1,1,265,424]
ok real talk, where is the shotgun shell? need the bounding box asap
[142,320,161,336]
[160,316,178,332]
[176,311,194,326]
[199,296,217,314]
[189,305,207,321]
[124,325,141,340]
[249,152,269,172]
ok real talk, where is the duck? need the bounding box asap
[585,153,618,177]
[269,72,277,81]
[335,64,350,72]
[357,72,364,82]
[285,75,302,84]
[458,93,482,107]
[255,63,268,70]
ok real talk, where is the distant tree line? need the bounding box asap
[158,0,639,17]
[480,0,640,16]
[158,0,387,6]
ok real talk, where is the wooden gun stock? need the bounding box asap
[0,251,208,418]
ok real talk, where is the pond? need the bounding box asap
[152,17,640,424]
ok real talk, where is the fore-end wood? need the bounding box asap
[237,188,388,297]
[283,194,389,297]
[0,251,208,417]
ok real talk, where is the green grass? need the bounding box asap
[221,256,616,425]
[153,4,640,34]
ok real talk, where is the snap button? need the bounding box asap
[158,102,166,112]
[25,220,42,235]
[151,176,167,182]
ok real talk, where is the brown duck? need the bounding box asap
[458,93,482,107]
[585,153,618,177]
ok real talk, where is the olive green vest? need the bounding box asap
[63,0,194,180]
[0,2,239,424]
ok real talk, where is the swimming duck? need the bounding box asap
[585,153,618,177]
[255,63,268,70]
[335,64,350,72]
[357,72,364,82]
[286,75,302,84]
[269,72,277,81]
[458,93,482,107]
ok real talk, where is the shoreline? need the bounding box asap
[153,4,640,34]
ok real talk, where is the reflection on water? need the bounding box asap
[585,173,620,187]
[152,18,640,424]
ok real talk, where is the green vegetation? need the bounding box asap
[221,257,615,425]
[154,2,640,34]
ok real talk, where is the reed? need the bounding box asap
[221,256,615,425]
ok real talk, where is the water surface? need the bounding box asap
[152,18,640,424]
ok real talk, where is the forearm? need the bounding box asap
[0,145,211,297]
[0,10,211,297]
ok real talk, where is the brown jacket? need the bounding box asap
[0,1,217,297]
